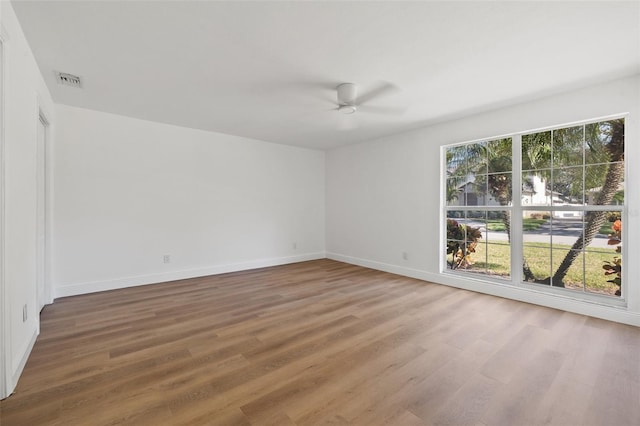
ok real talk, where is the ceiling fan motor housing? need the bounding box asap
[337,83,357,105]
[337,83,357,114]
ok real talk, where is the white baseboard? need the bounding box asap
[55,252,326,298]
[327,252,640,327]
[7,327,38,397]
[327,252,442,283]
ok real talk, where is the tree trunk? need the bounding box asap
[551,122,624,286]
[550,210,606,287]
[499,204,511,243]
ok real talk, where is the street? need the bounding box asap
[456,218,613,249]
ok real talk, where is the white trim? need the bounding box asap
[35,106,52,312]
[44,114,54,306]
[448,204,623,212]
[327,252,640,327]
[55,252,326,298]
[511,134,523,284]
[0,24,7,400]
[9,328,37,390]
[35,110,45,314]
[439,145,446,275]
[621,117,629,300]
[328,252,441,283]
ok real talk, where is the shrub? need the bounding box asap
[447,219,483,270]
[607,212,621,222]
[603,219,622,296]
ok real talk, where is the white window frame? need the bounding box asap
[441,114,628,308]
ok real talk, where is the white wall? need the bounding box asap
[53,105,325,297]
[1,1,55,397]
[327,75,640,326]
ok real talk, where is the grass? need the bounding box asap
[523,218,549,231]
[599,221,615,235]
[486,218,616,235]
[447,242,620,296]
[486,218,547,232]
[485,220,507,232]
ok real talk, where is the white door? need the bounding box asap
[36,114,47,312]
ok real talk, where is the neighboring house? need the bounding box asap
[453,181,498,206]
[522,175,583,218]
[451,175,583,218]
[521,175,563,206]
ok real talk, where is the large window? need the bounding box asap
[446,138,513,279]
[444,117,625,301]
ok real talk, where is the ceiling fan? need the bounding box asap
[334,81,404,115]
[336,83,359,114]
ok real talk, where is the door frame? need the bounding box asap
[0,23,8,400]
[36,109,50,312]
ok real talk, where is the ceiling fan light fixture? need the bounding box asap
[338,104,357,114]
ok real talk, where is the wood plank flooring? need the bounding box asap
[1,259,639,425]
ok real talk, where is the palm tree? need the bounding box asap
[486,138,513,240]
[445,146,469,203]
[521,131,553,281]
[550,118,624,286]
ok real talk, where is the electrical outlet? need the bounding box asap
[163,255,171,264]
[23,304,27,322]
[402,251,408,260]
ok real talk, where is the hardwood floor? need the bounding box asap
[1,259,639,425]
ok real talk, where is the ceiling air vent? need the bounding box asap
[55,71,82,88]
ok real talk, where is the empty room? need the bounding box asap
[1,1,639,425]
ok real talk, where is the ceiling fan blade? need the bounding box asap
[356,81,400,105]
[358,104,408,115]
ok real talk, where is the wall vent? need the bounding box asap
[55,71,82,88]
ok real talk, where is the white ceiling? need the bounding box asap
[11,1,640,150]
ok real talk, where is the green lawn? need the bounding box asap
[486,218,547,232]
[486,218,616,235]
[599,221,615,235]
[447,242,620,296]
